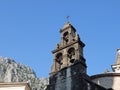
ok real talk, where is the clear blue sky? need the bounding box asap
[0,0,120,77]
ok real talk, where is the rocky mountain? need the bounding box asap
[0,56,49,90]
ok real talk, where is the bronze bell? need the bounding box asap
[70,56,75,63]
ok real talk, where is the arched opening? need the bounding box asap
[56,53,63,69]
[68,47,75,63]
[63,31,69,44]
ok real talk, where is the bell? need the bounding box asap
[70,56,75,63]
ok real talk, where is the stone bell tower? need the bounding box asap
[50,22,86,76]
[47,22,88,90]
[46,22,108,90]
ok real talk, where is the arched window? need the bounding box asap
[63,32,69,43]
[56,53,63,64]
[68,47,75,63]
[56,53,63,69]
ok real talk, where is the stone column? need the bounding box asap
[50,59,56,76]
[62,54,68,68]
[75,48,79,61]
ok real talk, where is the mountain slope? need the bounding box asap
[0,56,48,90]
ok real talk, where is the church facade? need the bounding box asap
[46,22,115,90]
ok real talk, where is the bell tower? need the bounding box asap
[47,22,88,90]
[46,22,108,90]
[50,22,86,76]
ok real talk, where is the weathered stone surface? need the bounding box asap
[47,61,107,90]
[0,56,49,90]
[47,22,108,90]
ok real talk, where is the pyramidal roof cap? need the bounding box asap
[62,22,71,29]
[60,22,76,33]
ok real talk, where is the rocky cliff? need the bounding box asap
[0,56,48,90]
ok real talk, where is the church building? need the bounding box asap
[0,22,119,90]
[91,49,120,90]
[46,22,113,90]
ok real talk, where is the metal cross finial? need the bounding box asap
[66,16,70,22]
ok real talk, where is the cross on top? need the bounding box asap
[66,16,70,22]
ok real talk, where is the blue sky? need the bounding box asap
[0,0,120,77]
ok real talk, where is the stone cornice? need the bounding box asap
[52,40,85,54]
